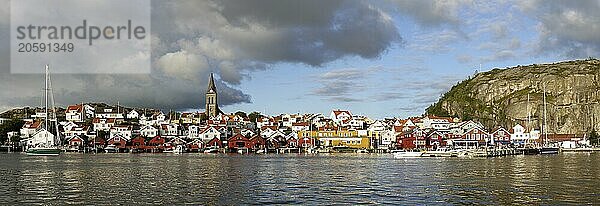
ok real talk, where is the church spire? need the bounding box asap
[207,73,216,93]
[205,73,219,117]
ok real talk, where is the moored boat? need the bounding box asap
[203,146,219,153]
[392,150,423,158]
[540,146,559,154]
[26,147,61,156]
[26,65,62,156]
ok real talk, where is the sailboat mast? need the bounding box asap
[543,83,548,145]
[527,93,531,132]
[48,65,60,146]
[45,65,49,132]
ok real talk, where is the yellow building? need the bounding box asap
[298,130,370,149]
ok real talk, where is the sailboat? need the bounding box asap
[26,65,62,156]
[540,83,559,154]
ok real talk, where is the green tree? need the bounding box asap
[248,112,262,123]
[235,111,247,118]
[589,130,599,146]
[0,119,24,144]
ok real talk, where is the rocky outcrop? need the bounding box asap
[427,58,600,134]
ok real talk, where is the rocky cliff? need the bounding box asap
[426,58,600,134]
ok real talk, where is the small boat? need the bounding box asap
[540,146,559,154]
[203,146,219,153]
[173,145,184,154]
[104,145,119,153]
[424,147,457,157]
[26,146,61,156]
[392,150,423,158]
[255,149,265,154]
[356,149,368,153]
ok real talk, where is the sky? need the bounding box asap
[1,0,600,119]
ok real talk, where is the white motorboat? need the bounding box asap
[392,150,423,158]
[203,146,219,153]
[104,145,119,153]
[423,147,467,157]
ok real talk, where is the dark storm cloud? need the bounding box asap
[0,0,400,111]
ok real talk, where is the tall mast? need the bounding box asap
[527,92,531,132]
[48,65,60,146]
[45,65,49,132]
[543,83,548,145]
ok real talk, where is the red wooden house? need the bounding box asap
[107,135,127,149]
[461,127,489,142]
[206,137,222,148]
[148,136,166,147]
[249,135,266,149]
[130,136,146,149]
[491,127,511,144]
[426,131,446,147]
[188,139,205,152]
[297,137,315,148]
[228,133,251,149]
[89,136,106,147]
[398,129,427,149]
[67,135,85,147]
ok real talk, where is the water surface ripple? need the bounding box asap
[1,153,598,205]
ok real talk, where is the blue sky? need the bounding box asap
[2,1,599,119]
[223,1,592,119]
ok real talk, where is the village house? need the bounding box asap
[199,126,221,141]
[491,126,511,145]
[228,133,251,150]
[92,118,115,132]
[63,123,89,137]
[20,120,43,138]
[65,104,84,122]
[109,125,133,141]
[107,134,128,149]
[127,110,140,119]
[140,125,158,138]
[510,124,540,145]
[422,115,454,132]
[96,108,124,119]
[26,129,56,148]
[330,110,352,126]
[66,135,86,150]
[160,124,180,137]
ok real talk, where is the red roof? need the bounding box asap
[332,110,351,118]
[66,104,83,112]
[292,122,309,126]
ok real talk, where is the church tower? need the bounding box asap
[205,73,219,117]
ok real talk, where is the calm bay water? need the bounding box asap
[0,153,599,205]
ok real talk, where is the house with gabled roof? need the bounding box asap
[127,110,140,119]
[109,125,133,141]
[92,118,115,132]
[228,133,251,149]
[249,135,266,150]
[140,125,158,138]
[199,126,221,141]
[330,109,352,125]
[491,126,511,144]
[20,120,43,138]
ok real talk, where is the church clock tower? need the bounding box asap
[205,73,219,117]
